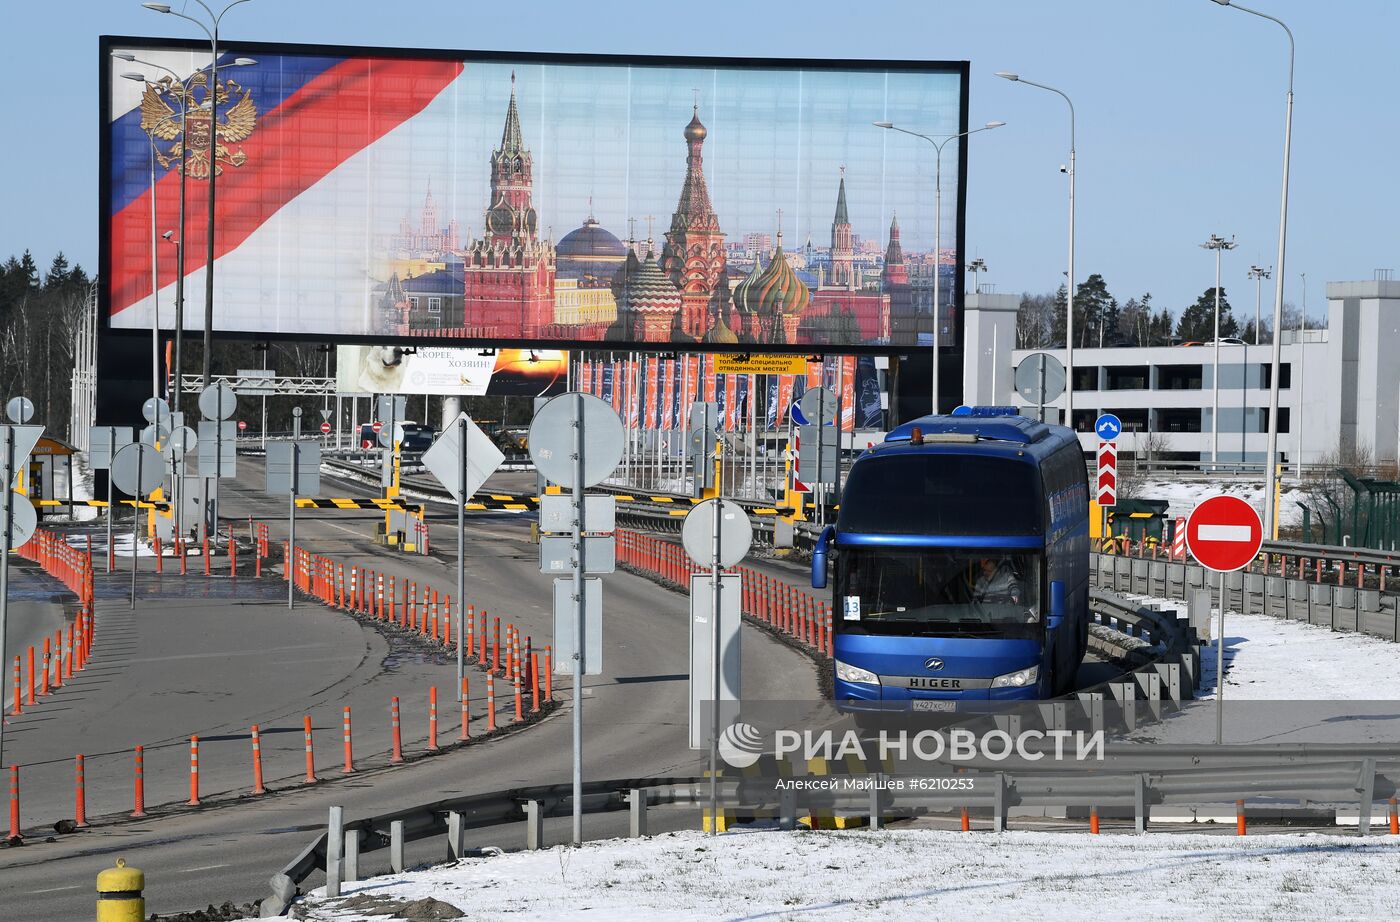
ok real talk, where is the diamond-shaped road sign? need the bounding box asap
[421,412,504,503]
[1096,440,1118,508]
[2,425,44,481]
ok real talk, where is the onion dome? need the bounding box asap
[704,312,739,344]
[616,250,682,316]
[735,235,810,318]
[732,257,764,317]
[556,217,628,283]
[684,105,707,142]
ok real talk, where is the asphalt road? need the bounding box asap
[0,459,822,919]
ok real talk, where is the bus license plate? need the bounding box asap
[911,700,955,713]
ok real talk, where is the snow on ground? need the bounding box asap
[1129,594,1400,744]
[295,828,1400,922]
[1126,478,1309,530]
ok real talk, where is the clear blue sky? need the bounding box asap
[2,0,1394,323]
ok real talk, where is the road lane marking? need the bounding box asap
[31,885,81,893]
[179,863,230,873]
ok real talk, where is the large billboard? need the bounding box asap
[102,38,968,353]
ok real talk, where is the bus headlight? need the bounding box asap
[834,660,880,686]
[991,665,1039,689]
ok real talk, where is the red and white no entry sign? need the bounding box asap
[320,421,332,434]
[371,421,383,433]
[1185,495,1263,573]
[237,420,247,431]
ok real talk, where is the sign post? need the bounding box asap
[1185,494,1264,744]
[682,498,752,834]
[0,412,43,767]
[267,407,320,610]
[1094,414,1121,540]
[528,393,623,846]
[111,442,163,609]
[422,412,505,705]
[90,426,134,572]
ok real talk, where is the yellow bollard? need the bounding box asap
[96,857,144,921]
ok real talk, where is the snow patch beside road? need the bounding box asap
[294,827,1400,921]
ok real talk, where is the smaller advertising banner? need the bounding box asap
[336,345,566,397]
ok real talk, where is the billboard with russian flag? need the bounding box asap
[102,38,968,353]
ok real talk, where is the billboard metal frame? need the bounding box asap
[99,34,970,358]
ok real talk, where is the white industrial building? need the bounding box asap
[961,277,1400,466]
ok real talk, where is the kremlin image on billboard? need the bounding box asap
[104,43,966,351]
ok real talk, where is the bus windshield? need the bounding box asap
[838,453,1042,536]
[836,548,1042,638]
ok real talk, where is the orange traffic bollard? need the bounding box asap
[7,765,20,842]
[545,646,553,701]
[513,674,524,723]
[341,706,355,774]
[1389,796,1398,835]
[486,674,497,732]
[251,725,266,795]
[1236,800,1246,836]
[74,754,88,828]
[428,687,439,751]
[10,656,19,716]
[303,715,317,783]
[389,697,403,763]
[132,746,147,818]
[492,617,501,674]
[530,652,541,713]
[187,736,201,806]
[40,639,50,697]
[1090,806,1099,834]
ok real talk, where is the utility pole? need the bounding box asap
[1201,234,1237,464]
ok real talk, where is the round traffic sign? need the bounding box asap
[528,392,623,489]
[1014,353,1067,404]
[371,421,383,433]
[1094,413,1123,441]
[799,387,838,426]
[141,396,171,425]
[238,420,248,431]
[2,492,37,549]
[681,499,753,568]
[198,382,238,421]
[164,425,197,459]
[110,442,164,497]
[1185,495,1263,573]
[320,421,332,435]
[4,396,34,424]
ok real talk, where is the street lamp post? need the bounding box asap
[997,72,1075,430]
[966,257,988,294]
[1201,234,1237,465]
[144,0,256,387]
[1247,264,1271,346]
[1209,0,1294,538]
[873,119,1005,416]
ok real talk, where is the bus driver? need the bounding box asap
[971,557,1022,606]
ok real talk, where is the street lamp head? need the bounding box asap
[111,51,136,61]
[994,72,1019,82]
[1209,0,1231,6]
[231,57,257,67]
[141,3,172,12]
[984,120,1007,129]
[873,121,894,129]
[120,72,148,83]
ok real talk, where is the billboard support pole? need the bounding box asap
[106,427,115,573]
[570,392,586,846]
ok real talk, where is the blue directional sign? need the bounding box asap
[1094,413,1123,441]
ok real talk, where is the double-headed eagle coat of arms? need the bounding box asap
[139,72,257,179]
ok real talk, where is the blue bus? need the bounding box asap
[812,408,1089,710]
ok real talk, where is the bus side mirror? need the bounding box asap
[1046,579,1065,630]
[811,526,834,589]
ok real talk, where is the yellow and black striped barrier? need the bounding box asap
[33,499,171,511]
[296,497,421,511]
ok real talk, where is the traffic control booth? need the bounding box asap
[17,435,79,519]
[1107,498,1171,548]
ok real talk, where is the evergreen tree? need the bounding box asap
[1175,287,1238,341]
[44,252,71,289]
[1049,283,1069,347]
[1073,273,1114,348]
[17,250,38,289]
[1149,305,1174,346]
